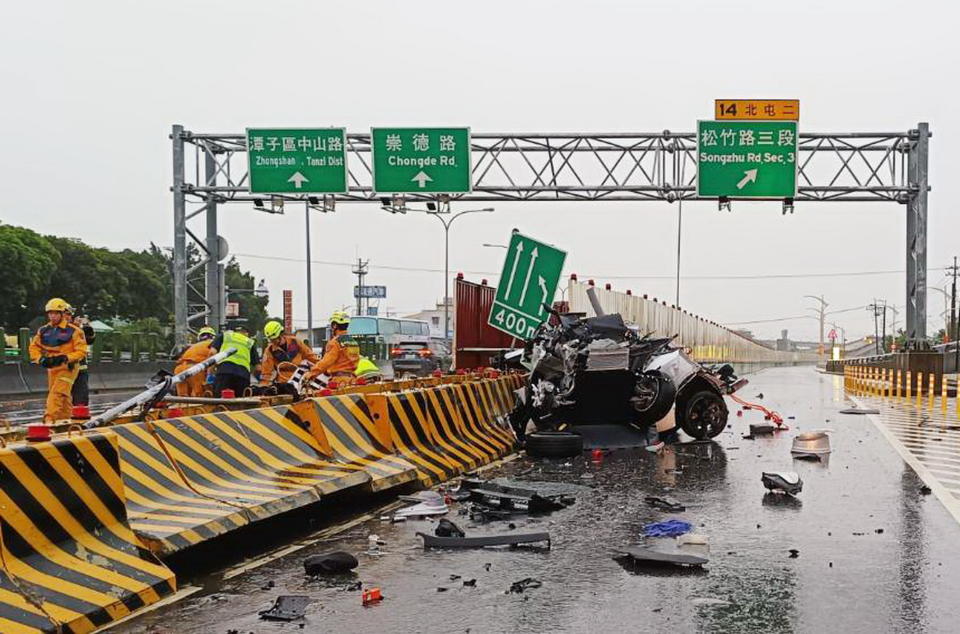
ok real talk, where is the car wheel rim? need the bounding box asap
[689,396,722,436]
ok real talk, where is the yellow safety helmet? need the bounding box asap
[330,311,351,326]
[264,320,284,340]
[45,298,70,312]
[198,326,216,339]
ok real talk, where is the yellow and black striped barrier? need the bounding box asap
[0,430,176,634]
[0,373,524,632]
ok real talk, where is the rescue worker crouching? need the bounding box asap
[209,323,260,397]
[174,326,217,396]
[28,298,88,423]
[355,355,382,383]
[306,311,360,387]
[259,320,319,387]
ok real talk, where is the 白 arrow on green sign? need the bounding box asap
[696,120,798,198]
[488,232,566,340]
[246,128,348,194]
[371,127,471,194]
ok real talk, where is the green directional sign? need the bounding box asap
[697,120,798,198]
[246,128,348,194]
[371,127,471,194]
[488,232,567,340]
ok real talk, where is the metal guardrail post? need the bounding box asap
[148,333,158,361]
[92,331,103,363]
[18,328,30,363]
[131,333,141,363]
[112,333,122,363]
[0,327,5,362]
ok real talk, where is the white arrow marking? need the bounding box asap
[537,276,548,314]
[504,241,524,298]
[518,246,539,306]
[288,171,309,189]
[736,168,758,190]
[411,171,433,188]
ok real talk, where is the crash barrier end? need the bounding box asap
[0,429,176,633]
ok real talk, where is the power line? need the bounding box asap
[725,304,879,326]
[234,252,942,282]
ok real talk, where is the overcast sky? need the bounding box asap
[2,0,957,341]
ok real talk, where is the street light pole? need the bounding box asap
[305,202,313,346]
[428,207,495,345]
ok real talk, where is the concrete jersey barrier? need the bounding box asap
[0,374,524,631]
[0,431,176,634]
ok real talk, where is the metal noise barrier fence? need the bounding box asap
[0,375,522,633]
[567,282,818,364]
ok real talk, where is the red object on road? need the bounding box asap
[591,449,604,462]
[167,407,185,418]
[220,389,235,399]
[362,588,383,605]
[26,424,51,442]
[71,405,91,420]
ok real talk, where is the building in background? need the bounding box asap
[404,299,454,339]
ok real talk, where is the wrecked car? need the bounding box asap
[512,298,747,444]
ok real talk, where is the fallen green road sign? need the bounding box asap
[488,232,566,340]
[246,128,348,194]
[697,120,798,198]
[371,127,471,194]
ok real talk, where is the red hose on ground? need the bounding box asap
[728,393,786,428]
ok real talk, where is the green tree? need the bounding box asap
[225,258,268,334]
[0,224,60,329]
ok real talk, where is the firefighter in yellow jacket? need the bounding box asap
[306,311,360,385]
[174,326,217,396]
[259,320,319,385]
[29,298,89,422]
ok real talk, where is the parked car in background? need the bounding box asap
[390,340,448,377]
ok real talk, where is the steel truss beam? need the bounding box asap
[171,125,931,346]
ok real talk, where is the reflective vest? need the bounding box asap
[219,331,254,371]
[355,356,381,377]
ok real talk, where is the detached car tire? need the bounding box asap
[676,390,728,440]
[525,431,584,458]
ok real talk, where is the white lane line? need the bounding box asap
[853,395,960,527]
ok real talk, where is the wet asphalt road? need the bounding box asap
[114,366,960,634]
[0,390,140,425]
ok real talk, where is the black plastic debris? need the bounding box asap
[259,595,310,621]
[761,472,803,495]
[749,423,776,436]
[449,574,461,581]
[920,485,932,495]
[437,587,448,592]
[304,551,359,576]
[644,496,686,512]
[459,479,573,515]
[838,408,880,415]
[507,578,543,594]
[346,581,362,591]
[435,519,466,538]
[417,531,551,550]
[788,549,800,558]
[463,579,477,587]
[619,546,708,567]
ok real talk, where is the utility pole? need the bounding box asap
[880,300,888,353]
[867,301,883,355]
[352,258,369,316]
[947,256,958,372]
[805,295,828,358]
